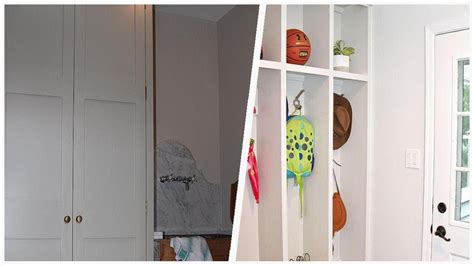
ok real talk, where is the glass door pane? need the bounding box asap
[454,59,470,223]
[455,171,470,222]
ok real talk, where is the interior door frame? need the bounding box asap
[422,17,469,261]
[145,4,155,261]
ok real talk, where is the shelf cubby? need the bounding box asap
[332,78,368,261]
[256,67,285,261]
[286,72,332,261]
[286,5,331,69]
[261,5,282,62]
[245,4,371,262]
[333,5,369,75]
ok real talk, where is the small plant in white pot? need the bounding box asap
[334,40,355,72]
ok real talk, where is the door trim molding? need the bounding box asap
[145,4,155,261]
[422,18,469,261]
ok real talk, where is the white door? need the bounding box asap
[432,29,470,261]
[72,5,147,260]
[5,6,75,260]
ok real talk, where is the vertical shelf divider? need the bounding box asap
[328,5,335,261]
[329,5,335,71]
[364,6,373,261]
[280,4,289,261]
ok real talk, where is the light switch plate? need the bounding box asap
[406,149,420,169]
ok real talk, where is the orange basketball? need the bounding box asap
[287,29,311,65]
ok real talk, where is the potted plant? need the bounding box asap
[334,40,355,72]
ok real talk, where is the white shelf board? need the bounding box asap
[259,59,283,70]
[285,63,331,77]
[282,62,368,83]
[333,70,368,82]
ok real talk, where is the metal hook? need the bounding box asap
[291,89,305,115]
[293,89,305,109]
[304,252,310,261]
[291,252,311,261]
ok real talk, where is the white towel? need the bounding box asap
[170,236,213,261]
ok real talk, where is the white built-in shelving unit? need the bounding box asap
[254,4,372,261]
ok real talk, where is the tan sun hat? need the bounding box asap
[333,93,352,150]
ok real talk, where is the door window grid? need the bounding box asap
[454,59,470,223]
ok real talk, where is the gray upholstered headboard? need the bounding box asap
[154,140,231,235]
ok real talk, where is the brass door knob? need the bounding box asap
[75,215,83,223]
[64,215,71,223]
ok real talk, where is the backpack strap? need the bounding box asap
[296,173,304,217]
[332,168,340,194]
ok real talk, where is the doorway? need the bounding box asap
[429,28,470,261]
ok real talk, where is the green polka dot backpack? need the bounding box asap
[286,115,315,217]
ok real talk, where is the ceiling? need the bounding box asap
[155,5,235,22]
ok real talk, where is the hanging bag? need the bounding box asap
[332,168,347,234]
[286,90,315,217]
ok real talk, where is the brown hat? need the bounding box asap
[333,93,352,150]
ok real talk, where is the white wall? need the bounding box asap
[217,5,259,231]
[155,11,221,183]
[155,7,258,235]
[371,5,469,260]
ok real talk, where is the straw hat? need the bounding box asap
[333,93,352,150]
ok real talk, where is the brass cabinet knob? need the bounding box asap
[64,215,71,223]
[75,215,83,223]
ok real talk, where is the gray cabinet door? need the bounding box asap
[5,5,147,261]
[5,5,75,261]
[72,5,147,261]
